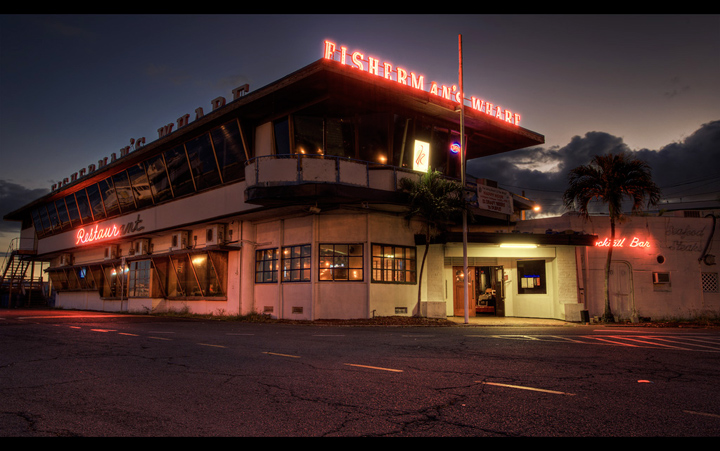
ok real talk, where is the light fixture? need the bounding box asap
[499,243,538,248]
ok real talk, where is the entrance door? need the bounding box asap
[494,266,505,317]
[609,261,634,321]
[453,266,504,317]
[453,266,475,316]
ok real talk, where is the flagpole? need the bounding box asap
[459,34,469,324]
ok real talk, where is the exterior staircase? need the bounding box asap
[1,239,48,308]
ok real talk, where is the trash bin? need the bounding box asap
[580,310,590,324]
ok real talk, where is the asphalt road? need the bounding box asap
[1,309,719,437]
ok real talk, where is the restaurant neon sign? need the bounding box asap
[75,215,145,245]
[323,40,522,126]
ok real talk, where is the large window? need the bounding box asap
[167,252,227,297]
[255,248,279,283]
[517,260,547,294]
[371,244,416,284]
[282,244,311,282]
[319,244,363,281]
[128,260,152,297]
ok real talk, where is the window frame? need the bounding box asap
[371,243,417,284]
[319,243,364,282]
[255,248,279,283]
[516,259,547,294]
[281,244,312,282]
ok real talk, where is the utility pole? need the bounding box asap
[459,34,469,324]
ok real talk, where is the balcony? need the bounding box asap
[244,155,420,207]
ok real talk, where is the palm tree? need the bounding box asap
[563,152,660,322]
[399,170,468,316]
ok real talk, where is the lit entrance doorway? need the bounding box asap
[453,266,505,317]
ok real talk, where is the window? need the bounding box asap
[168,252,227,297]
[282,245,311,282]
[164,145,195,198]
[86,184,106,221]
[517,259,547,294]
[127,162,155,209]
[186,133,221,191]
[319,244,363,281]
[112,171,136,214]
[128,260,152,297]
[98,176,120,218]
[211,120,248,183]
[255,248,279,283]
[372,244,416,283]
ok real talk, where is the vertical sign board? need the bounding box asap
[413,140,430,172]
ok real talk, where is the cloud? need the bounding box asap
[0,181,49,236]
[468,120,720,216]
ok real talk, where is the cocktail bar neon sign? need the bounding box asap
[323,40,522,127]
[595,237,651,248]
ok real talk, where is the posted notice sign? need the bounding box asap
[476,185,513,215]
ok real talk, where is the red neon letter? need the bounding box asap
[323,40,336,60]
[351,51,364,71]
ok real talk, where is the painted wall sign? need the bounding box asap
[594,237,651,248]
[413,140,430,172]
[323,40,522,127]
[75,214,145,245]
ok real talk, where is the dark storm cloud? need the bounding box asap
[0,181,48,236]
[467,120,720,216]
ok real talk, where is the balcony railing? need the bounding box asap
[245,154,421,193]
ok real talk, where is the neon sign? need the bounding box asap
[413,140,430,172]
[450,142,461,154]
[595,237,651,248]
[75,215,145,245]
[323,40,521,127]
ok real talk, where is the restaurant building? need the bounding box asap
[3,41,602,321]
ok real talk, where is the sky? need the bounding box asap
[1,14,719,255]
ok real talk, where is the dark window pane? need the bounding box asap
[185,134,221,191]
[65,194,81,227]
[112,171,136,214]
[274,118,290,155]
[211,120,247,183]
[46,202,59,230]
[75,189,93,223]
[98,177,120,218]
[145,155,173,204]
[164,145,194,197]
[37,207,52,232]
[127,163,154,208]
[86,184,106,220]
[54,199,70,230]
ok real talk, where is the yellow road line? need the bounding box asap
[344,363,403,373]
[478,381,575,396]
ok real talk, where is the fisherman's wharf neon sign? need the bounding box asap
[323,40,522,127]
[75,214,145,245]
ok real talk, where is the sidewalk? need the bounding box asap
[446,315,581,327]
